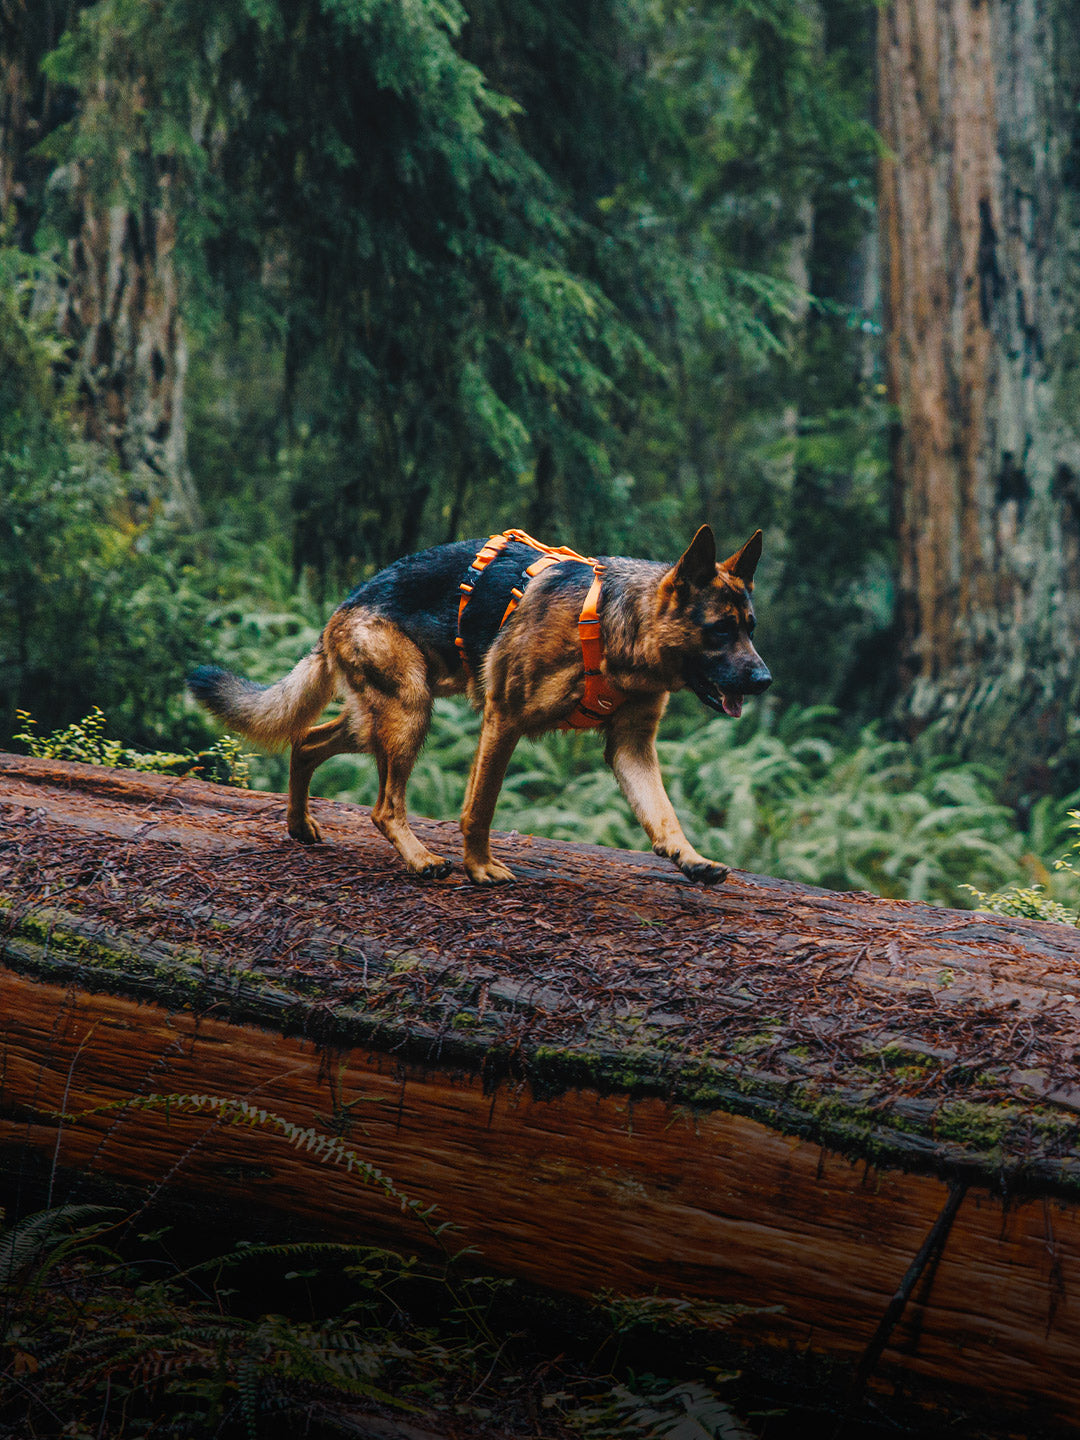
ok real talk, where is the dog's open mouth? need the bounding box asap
[689,676,746,718]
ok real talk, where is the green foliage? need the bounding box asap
[0,440,210,750]
[0,1206,434,1435]
[0,246,69,422]
[964,808,1080,926]
[41,0,655,581]
[0,241,214,752]
[13,707,252,786]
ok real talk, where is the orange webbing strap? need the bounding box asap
[501,528,597,567]
[557,565,627,730]
[455,533,511,674]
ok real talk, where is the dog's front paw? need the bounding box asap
[465,857,516,885]
[288,814,324,844]
[414,855,453,880]
[679,858,730,886]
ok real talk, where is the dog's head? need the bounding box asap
[659,525,771,718]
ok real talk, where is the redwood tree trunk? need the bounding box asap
[0,7,198,525]
[57,170,198,523]
[878,0,1080,790]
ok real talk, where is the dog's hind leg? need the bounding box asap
[322,614,448,877]
[369,693,450,878]
[460,703,523,884]
[288,716,357,843]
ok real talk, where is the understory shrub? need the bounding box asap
[14,707,251,787]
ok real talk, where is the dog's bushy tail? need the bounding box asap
[188,648,334,751]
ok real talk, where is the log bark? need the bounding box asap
[878,0,1080,790]
[3,752,1080,1429]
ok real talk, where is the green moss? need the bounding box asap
[12,911,131,971]
[933,1100,1015,1150]
[729,1032,781,1056]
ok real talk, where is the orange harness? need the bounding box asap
[455,528,627,730]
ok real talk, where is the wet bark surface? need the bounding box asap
[3,751,1080,1190]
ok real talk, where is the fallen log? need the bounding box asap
[2,750,1080,1432]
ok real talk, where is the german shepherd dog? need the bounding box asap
[188,525,771,885]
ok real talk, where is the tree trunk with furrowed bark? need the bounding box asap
[56,162,197,522]
[0,5,198,524]
[878,0,1080,792]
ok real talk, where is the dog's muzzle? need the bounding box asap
[689,662,771,719]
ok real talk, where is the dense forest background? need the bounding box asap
[3,0,1080,908]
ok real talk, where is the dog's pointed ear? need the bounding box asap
[668,525,717,592]
[720,530,763,587]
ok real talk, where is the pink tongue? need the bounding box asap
[721,693,743,718]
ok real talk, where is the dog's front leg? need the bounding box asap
[605,707,729,885]
[460,704,523,884]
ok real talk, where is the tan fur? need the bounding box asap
[205,650,335,750]
[191,527,768,885]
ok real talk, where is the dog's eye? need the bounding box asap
[704,619,738,641]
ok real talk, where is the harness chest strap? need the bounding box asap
[455,530,627,729]
[559,565,626,730]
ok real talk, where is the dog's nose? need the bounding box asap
[743,664,771,695]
